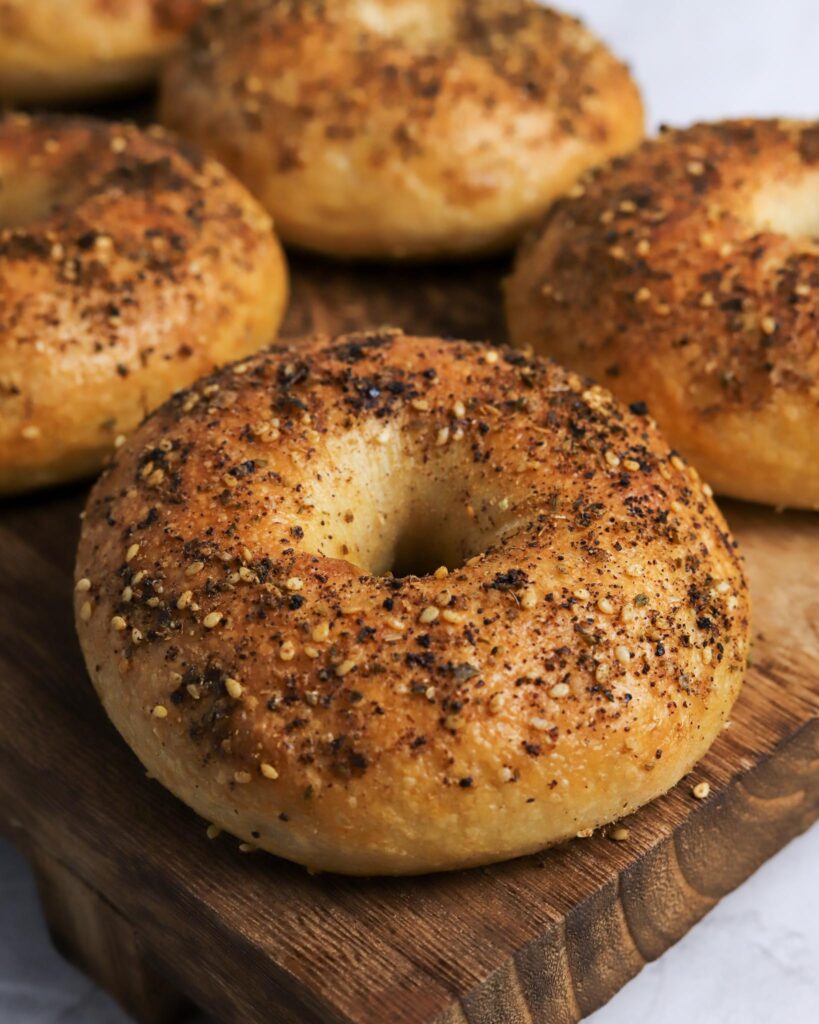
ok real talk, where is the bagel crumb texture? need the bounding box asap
[506,118,819,509]
[0,113,287,494]
[75,331,750,874]
[159,0,644,258]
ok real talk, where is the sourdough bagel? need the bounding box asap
[75,331,749,875]
[0,114,287,494]
[506,119,819,509]
[0,0,207,103]
[158,0,644,259]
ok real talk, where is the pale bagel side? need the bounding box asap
[506,119,819,509]
[159,0,644,259]
[0,114,288,494]
[75,332,750,875]
[0,0,207,103]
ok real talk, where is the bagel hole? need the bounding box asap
[751,175,819,239]
[303,432,517,579]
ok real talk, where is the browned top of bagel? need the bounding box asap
[160,0,644,257]
[75,331,749,874]
[506,119,819,507]
[0,113,286,492]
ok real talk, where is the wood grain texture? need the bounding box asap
[0,262,817,1024]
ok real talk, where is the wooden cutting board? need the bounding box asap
[0,255,817,1024]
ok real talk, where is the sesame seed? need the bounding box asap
[605,450,621,468]
[121,586,133,603]
[177,590,193,610]
[716,580,731,595]
[80,601,92,622]
[615,645,632,664]
[702,647,713,664]
[131,628,143,644]
[203,611,223,629]
[411,398,429,412]
[761,316,777,336]
[619,199,637,213]
[484,350,499,364]
[311,621,330,642]
[610,826,630,842]
[499,766,514,783]
[692,781,711,800]
[568,183,585,198]
[279,640,296,661]
[574,587,591,601]
[453,401,466,419]
[595,662,611,682]
[305,690,319,707]
[131,570,146,585]
[376,427,390,445]
[75,578,91,592]
[597,597,616,615]
[186,684,202,700]
[285,576,303,592]
[125,543,140,562]
[234,771,252,785]
[261,763,279,780]
[702,482,714,497]
[700,290,715,308]
[418,606,439,624]
[433,565,449,579]
[186,560,205,576]
[425,686,437,701]
[206,824,221,840]
[21,425,41,440]
[238,843,256,853]
[635,287,652,303]
[626,563,643,577]
[441,608,464,624]
[549,683,570,699]
[225,677,243,699]
[623,459,640,472]
[152,705,168,719]
[488,692,505,714]
[336,659,356,677]
[110,136,127,153]
[435,589,452,607]
[795,282,811,297]
[670,455,686,472]
[304,645,320,658]
[111,615,127,631]
[435,426,450,446]
[520,588,538,609]
[636,239,651,257]
[686,159,705,176]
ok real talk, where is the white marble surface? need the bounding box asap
[2,1,818,1022]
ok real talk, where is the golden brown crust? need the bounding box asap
[0,113,287,494]
[506,119,819,508]
[0,0,208,102]
[75,331,749,875]
[159,0,644,258]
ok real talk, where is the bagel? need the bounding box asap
[0,0,207,104]
[158,0,644,259]
[0,114,287,494]
[506,119,819,509]
[74,331,749,875]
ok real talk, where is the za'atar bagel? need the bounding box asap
[0,0,207,104]
[506,119,819,509]
[0,114,287,494]
[74,331,750,875]
[159,0,644,259]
